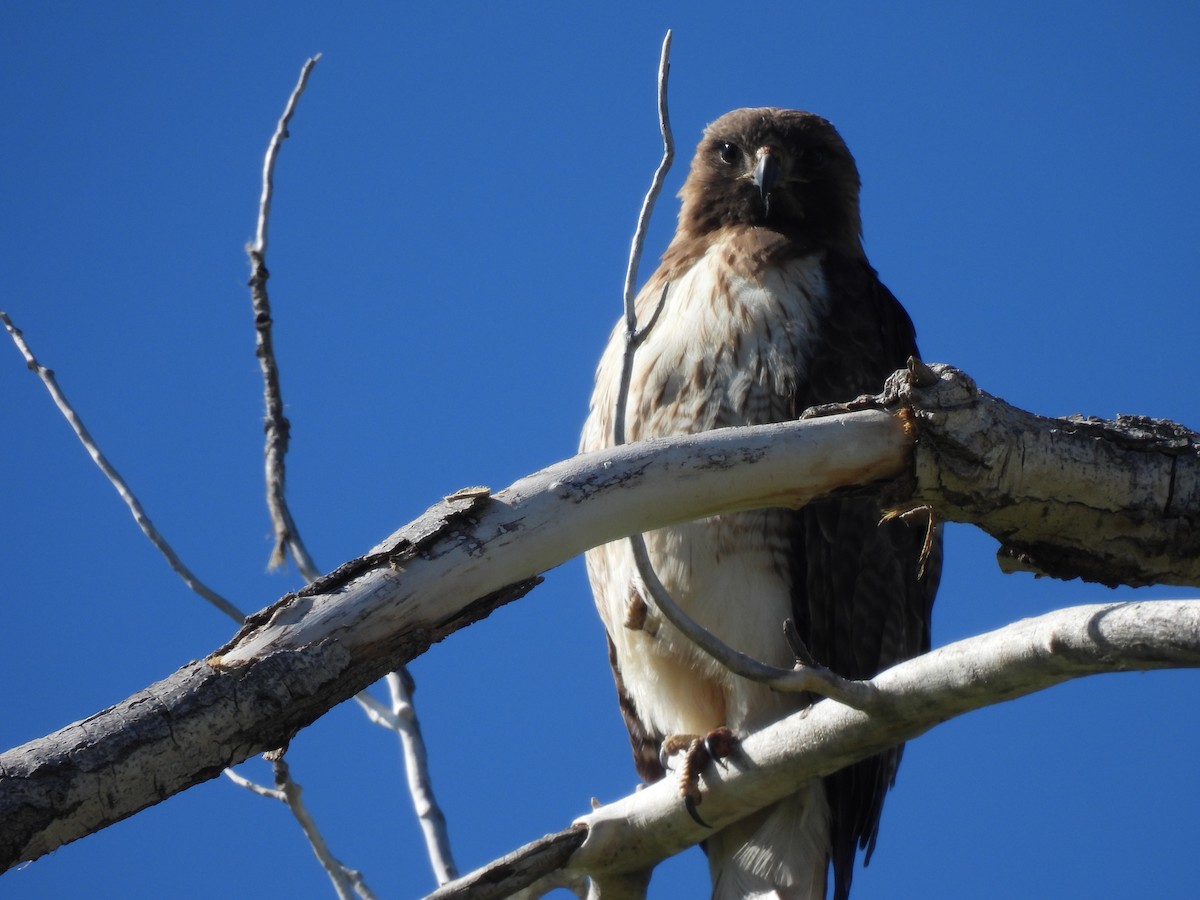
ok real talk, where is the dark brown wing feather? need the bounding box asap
[791,250,941,900]
[606,634,667,783]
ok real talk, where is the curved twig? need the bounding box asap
[627,533,881,710]
[612,30,673,448]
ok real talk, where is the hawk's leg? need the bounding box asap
[660,727,739,828]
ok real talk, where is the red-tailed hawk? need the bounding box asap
[581,108,940,899]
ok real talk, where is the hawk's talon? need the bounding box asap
[703,726,738,766]
[659,733,699,772]
[661,728,739,816]
[684,794,711,828]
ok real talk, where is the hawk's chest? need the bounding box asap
[628,244,829,441]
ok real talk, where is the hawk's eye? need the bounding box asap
[717,142,741,165]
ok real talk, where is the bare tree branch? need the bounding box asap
[430,599,1200,896]
[385,671,459,884]
[424,827,588,900]
[0,311,246,623]
[225,762,378,900]
[612,29,673,448]
[353,677,458,884]
[223,766,286,801]
[2,368,1197,870]
[242,57,456,893]
[4,305,373,894]
[0,406,906,871]
[246,53,322,578]
[269,758,378,900]
[892,365,1200,587]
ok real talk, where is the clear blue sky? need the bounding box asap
[3,3,1198,898]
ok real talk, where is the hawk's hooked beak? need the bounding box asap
[753,147,781,201]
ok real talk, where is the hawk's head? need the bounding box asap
[676,108,863,253]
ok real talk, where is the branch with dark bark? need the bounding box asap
[890,364,1200,586]
[0,365,1196,872]
[246,53,322,577]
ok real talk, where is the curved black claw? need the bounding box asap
[703,726,738,769]
[684,794,711,828]
[664,729,739,824]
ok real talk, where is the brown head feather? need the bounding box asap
[669,108,864,264]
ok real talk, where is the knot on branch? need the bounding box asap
[801,359,979,423]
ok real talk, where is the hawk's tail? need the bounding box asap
[708,781,830,900]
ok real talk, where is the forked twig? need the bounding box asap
[226,761,379,900]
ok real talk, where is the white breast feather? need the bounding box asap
[582,241,830,739]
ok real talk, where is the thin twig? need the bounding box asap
[247,55,394,898]
[613,30,674,448]
[387,670,459,884]
[353,677,459,884]
[0,309,367,892]
[246,53,322,578]
[225,760,378,900]
[1,312,246,623]
[223,766,285,801]
[272,758,379,900]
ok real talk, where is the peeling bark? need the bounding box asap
[1,367,1196,874]
[0,411,904,871]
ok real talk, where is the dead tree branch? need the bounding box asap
[246,53,322,577]
[889,363,1200,586]
[1,312,246,621]
[226,762,378,900]
[429,599,1200,896]
[1,367,1197,870]
[613,29,673,448]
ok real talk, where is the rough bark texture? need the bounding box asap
[423,826,587,900]
[2,367,1196,873]
[895,364,1200,587]
[0,412,906,872]
[0,583,537,871]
